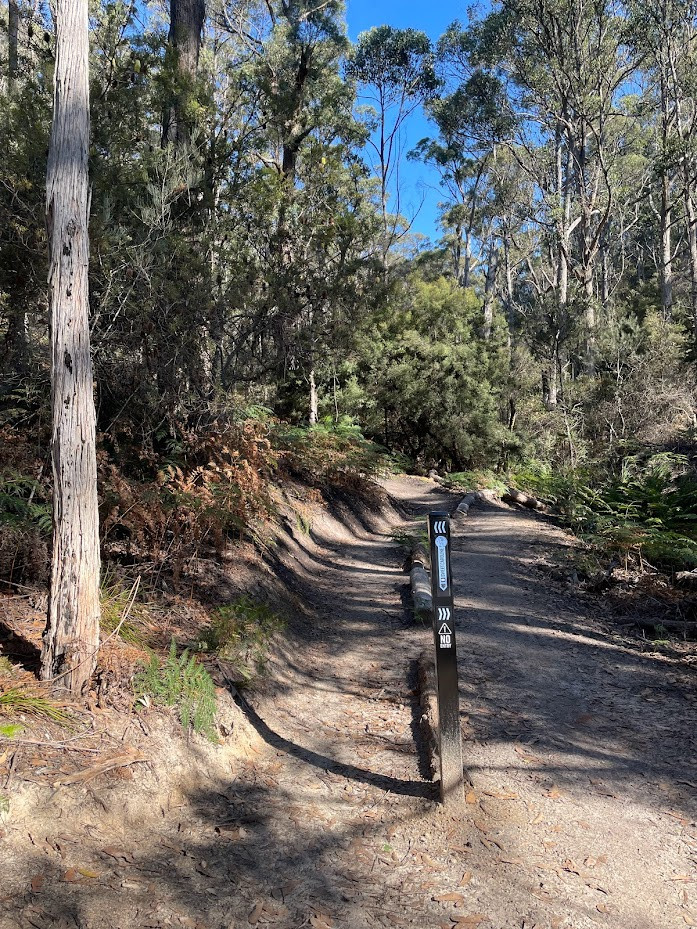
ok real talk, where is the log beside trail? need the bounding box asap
[502,487,544,510]
[410,541,432,617]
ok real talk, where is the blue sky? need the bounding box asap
[344,0,469,243]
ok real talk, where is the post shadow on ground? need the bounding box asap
[232,688,436,801]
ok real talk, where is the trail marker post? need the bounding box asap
[428,512,464,805]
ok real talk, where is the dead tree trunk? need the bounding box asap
[41,0,101,693]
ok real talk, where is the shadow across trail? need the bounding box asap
[234,689,436,800]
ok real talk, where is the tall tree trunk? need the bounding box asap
[309,369,318,425]
[163,0,205,146]
[4,0,31,377]
[660,173,674,319]
[659,71,674,320]
[600,235,610,307]
[9,0,19,86]
[41,0,101,694]
[684,182,697,344]
[482,243,498,340]
[503,230,515,348]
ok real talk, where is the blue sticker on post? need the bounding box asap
[427,511,464,804]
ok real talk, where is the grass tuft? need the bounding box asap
[0,687,72,724]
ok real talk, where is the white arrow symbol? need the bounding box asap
[438,607,451,622]
[434,520,447,535]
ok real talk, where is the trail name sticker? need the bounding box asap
[435,535,448,591]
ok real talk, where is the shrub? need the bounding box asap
[100,417,277,576]
[512,453,697,573]
[443,469,508,494]
[274,417,389,489]
[201,596,284,682]
[134,641,217,741]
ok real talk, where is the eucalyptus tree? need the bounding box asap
[628,0,697,335]
[346,25,439,256]
[41,0,100,693]
[244,0,377,420]
[450,0,640,387]
[163,0,206,145]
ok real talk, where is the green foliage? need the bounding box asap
[0,794,9,816]
[134,641,217,741]
[0,471,51,534]
[0,723,23,738]
[201,597,284,682]
[350,276,516,470]
[0,688,71,724]
[513,453,697,572]
[443,469,508,494]
[347,26,439,101]
[274,418,389,487]
[390,526,429,549]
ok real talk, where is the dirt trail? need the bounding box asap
[3,476,697,929]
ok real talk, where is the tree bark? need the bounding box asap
[41,0,101,694]
[660,172,674,319]
[684,183,697,344]
[659,68,674,319]
[3,0,31,378]
[482,243,498,340]
[503,227,515,346]
[309,368,318,425]
[163,0,206,146]
[9,0,19,86]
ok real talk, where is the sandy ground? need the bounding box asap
[2,475,696,929]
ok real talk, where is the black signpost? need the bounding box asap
[428,512,464,805]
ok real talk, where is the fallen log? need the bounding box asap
[455,492,477,516]
[410,564,432,617]
[411,542,429,571]
[502,487,543,510]
[629,615,697,638]
[675,570,697,588]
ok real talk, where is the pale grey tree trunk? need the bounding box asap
[660,174,674,319]
[684,184,697,343]
[659,71,674,319]
[482,243,498,340]
[41,0,101,693]
[309,369,318,425]
[503,230,515,347]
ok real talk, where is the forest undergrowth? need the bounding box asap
[0,410,394,746]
